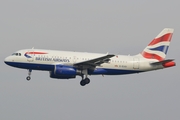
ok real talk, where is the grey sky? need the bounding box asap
[0,0,180,120]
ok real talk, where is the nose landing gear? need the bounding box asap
[26,69,32,81]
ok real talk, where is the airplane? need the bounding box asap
[4,28,176,86]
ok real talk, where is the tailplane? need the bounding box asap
[141,28,174,61]
[150,59,175,68]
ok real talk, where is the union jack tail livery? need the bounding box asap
[141,28,174,61]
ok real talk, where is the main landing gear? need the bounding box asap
[80,78,90,86]
[80,69,90,86]
[26,69,32,81]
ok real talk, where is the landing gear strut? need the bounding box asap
[80,69,90,86]
[26,69,32,81]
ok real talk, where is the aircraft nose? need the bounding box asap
[4,56,11,65]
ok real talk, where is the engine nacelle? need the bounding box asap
[50,65,77,79]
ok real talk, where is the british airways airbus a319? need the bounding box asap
[4,28,176,86]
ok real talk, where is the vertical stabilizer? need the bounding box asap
[141,28,174,61]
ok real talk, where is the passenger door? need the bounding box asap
[133,58,139,69]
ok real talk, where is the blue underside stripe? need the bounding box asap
[5,62,54,71]
[91,68,141,75]
[5,62,142,75]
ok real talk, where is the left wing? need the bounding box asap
[74,54,115,69]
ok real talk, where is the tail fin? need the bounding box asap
[141,28,174,61]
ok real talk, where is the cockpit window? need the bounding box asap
[12,53,21,56]
[12,53,16,56]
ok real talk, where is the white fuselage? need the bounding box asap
[4,49,163,76]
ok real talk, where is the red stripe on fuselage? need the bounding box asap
[141,51,164,61]
[25,52,48,54]
[148,33,173,46]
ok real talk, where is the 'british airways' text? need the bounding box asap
[35,57,70,62]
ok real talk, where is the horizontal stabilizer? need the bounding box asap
[150,59,174,65]
[150,59,176,68]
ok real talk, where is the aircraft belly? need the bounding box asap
[91,68,142,75]
[5,62,54,71]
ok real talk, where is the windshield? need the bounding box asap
[12,53,21,56]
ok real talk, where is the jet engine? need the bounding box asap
[50,65,79,79]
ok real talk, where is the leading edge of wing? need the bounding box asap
[74,54,115,67]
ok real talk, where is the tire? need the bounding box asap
[80,80,86,86]
[26,76,31,81]
[84,78,90,84]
